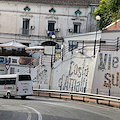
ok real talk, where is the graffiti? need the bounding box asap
[98,53,107,70]
[108,54,111,70]
[112,57,119,68]
[112,72,119,86]
[98,53,120,88]
[104,73,111,88]
[38,69,48,84]
[98,53,119,71]
[104,72,120,88]
[58,74,65,89]
[58,60,89,92]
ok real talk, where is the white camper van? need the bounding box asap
[0,73,33,99]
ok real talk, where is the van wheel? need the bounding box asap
[21,96,26,99]
[3,96,6,98]
[7,93,11,99]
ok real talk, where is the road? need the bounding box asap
[0,96,120,120]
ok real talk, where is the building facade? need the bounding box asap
[0,0,100,48]
[0,0,101,85]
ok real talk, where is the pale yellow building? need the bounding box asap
[0,0,100,49]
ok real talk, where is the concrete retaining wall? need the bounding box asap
[36,50,120,97]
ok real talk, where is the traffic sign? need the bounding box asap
[0,57,4,63]
[5,65,10,70]
[6,60,10,65]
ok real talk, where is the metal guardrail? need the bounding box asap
[33,89,120,108]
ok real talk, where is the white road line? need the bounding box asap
[27,110,32,120]
[21,105,42,120]
[1,105,9,107]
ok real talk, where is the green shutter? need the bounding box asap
[24,6,31,11]
[49,8,56,13]
[75,10,82,15]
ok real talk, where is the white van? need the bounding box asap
[0,73,33,99]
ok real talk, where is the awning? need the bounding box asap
[0,41,27,48]
[25,46,45,51]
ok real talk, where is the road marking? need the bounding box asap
[21,105,42,120]
[1,105,9,107]
[27,110,32,120]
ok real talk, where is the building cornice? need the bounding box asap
[0,0,100,6]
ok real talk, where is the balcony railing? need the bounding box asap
[22,28,29,35]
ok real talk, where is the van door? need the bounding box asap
[16,75,33,96]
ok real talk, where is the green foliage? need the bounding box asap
[108,0,120,22]
[93,0,120,30]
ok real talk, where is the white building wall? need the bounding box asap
[35,65,50,89]
[0,64,7,75]
[101,31,120,40]
[36,31,120,97]
[65,31,101,41]
[93,51,120,96]
[8,66,29,74]
[51,51,97,93]
[0,1,96,44]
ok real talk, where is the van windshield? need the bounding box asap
[19,75,31,81]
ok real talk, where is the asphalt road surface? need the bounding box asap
[0,96,120,120]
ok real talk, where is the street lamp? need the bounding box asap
[52,34,56,39]
[51,34,56,68]
[49,34,56,90]
[94,15,101,57]
[96,15,101,21]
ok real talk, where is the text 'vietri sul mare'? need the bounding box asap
[98,53,120,88]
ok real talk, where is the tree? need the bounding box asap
[108,0,120,21]
[93,0,120,30]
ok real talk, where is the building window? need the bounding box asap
[48,23,54,31]
[22,18,30,35]
[73,22,81,33]
[91,7,95,14]
[69,41,78,51]
[48,21,56,31]
[10,67,15,74]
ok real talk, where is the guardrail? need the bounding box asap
[33,89,120,108]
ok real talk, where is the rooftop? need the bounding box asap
[0,0,101,6]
